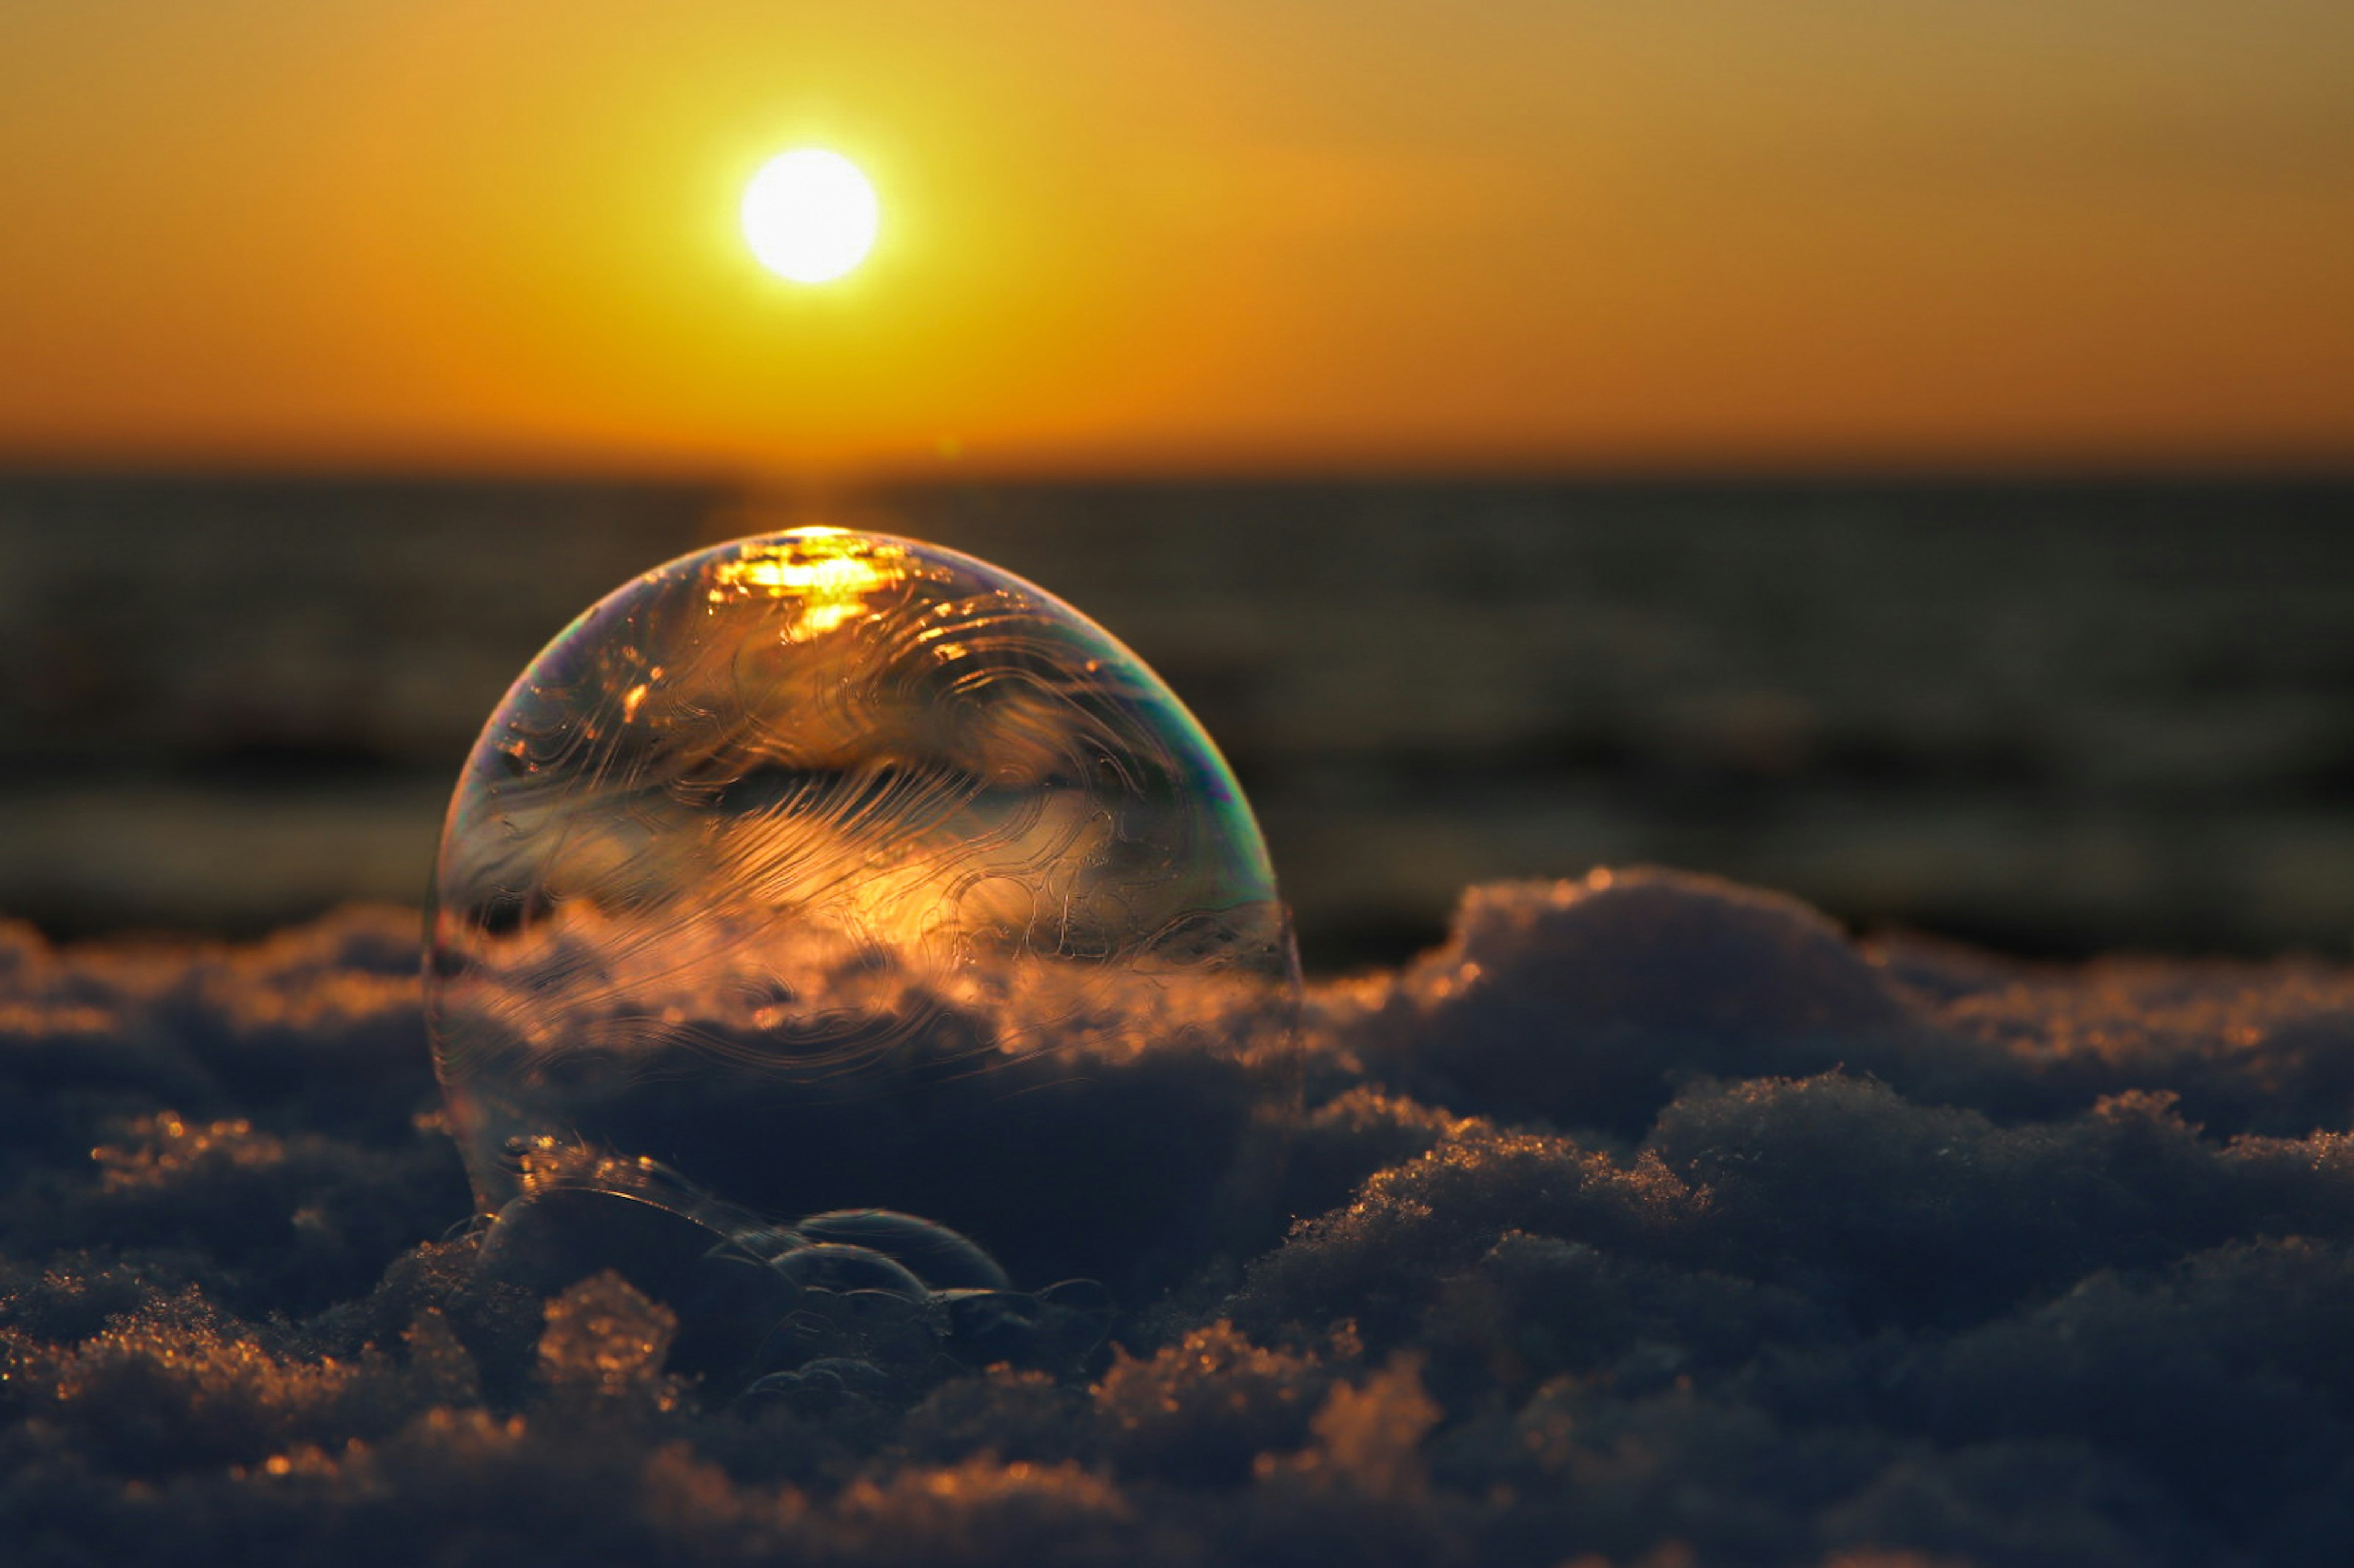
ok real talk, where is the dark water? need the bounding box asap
[4,472,2350,966]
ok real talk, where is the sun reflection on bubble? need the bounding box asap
[704,529,917,640]
[427,528,1300,1315]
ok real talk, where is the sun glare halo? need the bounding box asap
[741,149,878,285]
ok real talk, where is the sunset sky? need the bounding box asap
[2,0,2349,477]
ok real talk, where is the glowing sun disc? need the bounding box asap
[741,150,879,284]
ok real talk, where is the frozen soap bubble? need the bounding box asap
[427,528,1300,1300]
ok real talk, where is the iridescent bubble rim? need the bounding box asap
[425,528,1298,1233]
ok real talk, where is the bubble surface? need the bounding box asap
[427,528,1299,1290]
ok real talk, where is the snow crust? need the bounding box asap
[7,869,2354,1566]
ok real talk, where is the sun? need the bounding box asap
[741,149,879,284]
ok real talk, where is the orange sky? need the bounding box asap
[2,0,2350,478]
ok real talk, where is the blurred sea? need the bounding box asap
[3,473,2350,969]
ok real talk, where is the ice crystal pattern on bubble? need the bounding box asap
[425,529,1299,1292]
